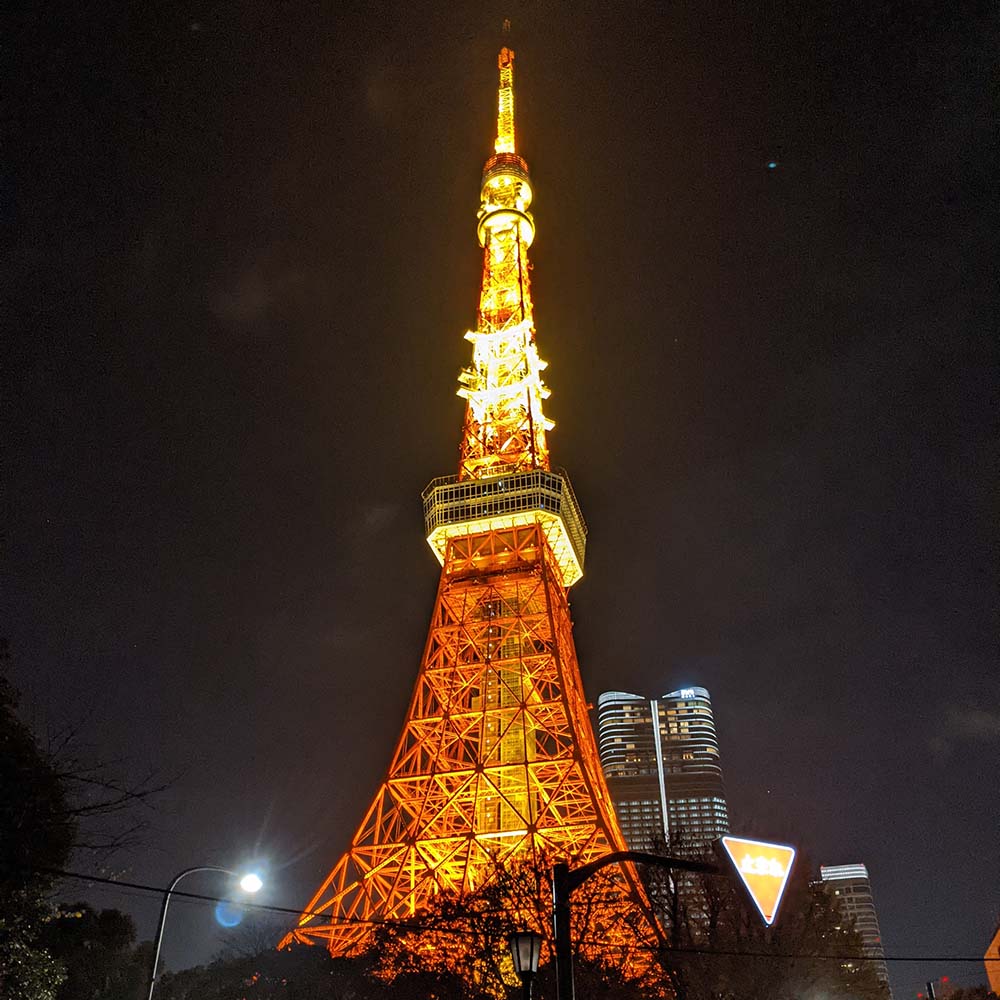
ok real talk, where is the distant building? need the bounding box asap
[986,923,1000,995]
[596,686,729,855]
[819,863,892,997]
[922,976,956,998]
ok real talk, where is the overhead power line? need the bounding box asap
[576,937,997,964]
[33,866,999,964]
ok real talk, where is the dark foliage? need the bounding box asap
[42,903,149,1000]
[0,657,73,999]
[364,855,663,999]
[0,647,165,999]
[645,837,890,1000]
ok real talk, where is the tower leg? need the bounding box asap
[281,525,659,984]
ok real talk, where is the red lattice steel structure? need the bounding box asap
[280,45,661,972]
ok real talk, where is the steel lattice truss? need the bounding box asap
[280,526,659,968]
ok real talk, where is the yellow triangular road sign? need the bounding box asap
[717,835,796,926]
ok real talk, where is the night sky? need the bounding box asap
[7,3,998,997]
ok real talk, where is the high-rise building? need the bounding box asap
[819,863,892,995]
[280,43,660,977]
[596,686,730,854]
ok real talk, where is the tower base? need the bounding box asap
[281,522,661,980]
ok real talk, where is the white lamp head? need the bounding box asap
[239,872,263,894]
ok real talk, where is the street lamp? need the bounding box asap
[239,872,263,893]
[509,930,542,1000]
[552,851,720,1000]
[147,865,263,1000]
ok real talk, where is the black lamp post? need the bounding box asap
[509,930,543,1000]
[552,851,721,1000]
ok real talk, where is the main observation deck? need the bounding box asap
[422,468,587,587]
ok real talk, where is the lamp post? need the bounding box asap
[550,838,796,1000]
[509,930,542,1000]
[147,865,263,1000]
[552,851,720,1000]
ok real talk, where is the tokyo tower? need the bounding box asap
[281,44,660,969]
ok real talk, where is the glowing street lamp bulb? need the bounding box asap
[239,873,263,894]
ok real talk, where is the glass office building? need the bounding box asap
[597,686,729,855]
[819,863,892,996]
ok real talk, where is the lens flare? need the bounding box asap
[214,900,243,928]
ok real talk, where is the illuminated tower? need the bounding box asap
[281,45,659,970]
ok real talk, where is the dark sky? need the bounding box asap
[7,2,998,997]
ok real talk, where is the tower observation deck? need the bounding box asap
[280,43,661,985]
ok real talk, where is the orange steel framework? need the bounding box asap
[280,46,662,972]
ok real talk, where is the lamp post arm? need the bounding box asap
[565,850,720,895]
[147,866,234,1000]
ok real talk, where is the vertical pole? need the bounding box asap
[147,888,172,1000]
[147,866,231,1000]
[552,862,574,1000]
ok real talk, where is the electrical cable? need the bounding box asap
[30,866,480,939]
[575,937,998,964]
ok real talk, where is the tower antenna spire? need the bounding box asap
[459,38,548,480]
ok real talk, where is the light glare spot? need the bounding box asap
[240,873,263,893]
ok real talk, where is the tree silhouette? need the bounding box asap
[643,836,890,1000]
[0,653,74,999]
[0,644,166,999]
[42,903,149,1000]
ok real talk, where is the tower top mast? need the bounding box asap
[451,39,554,490]
[422,39,586,585]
